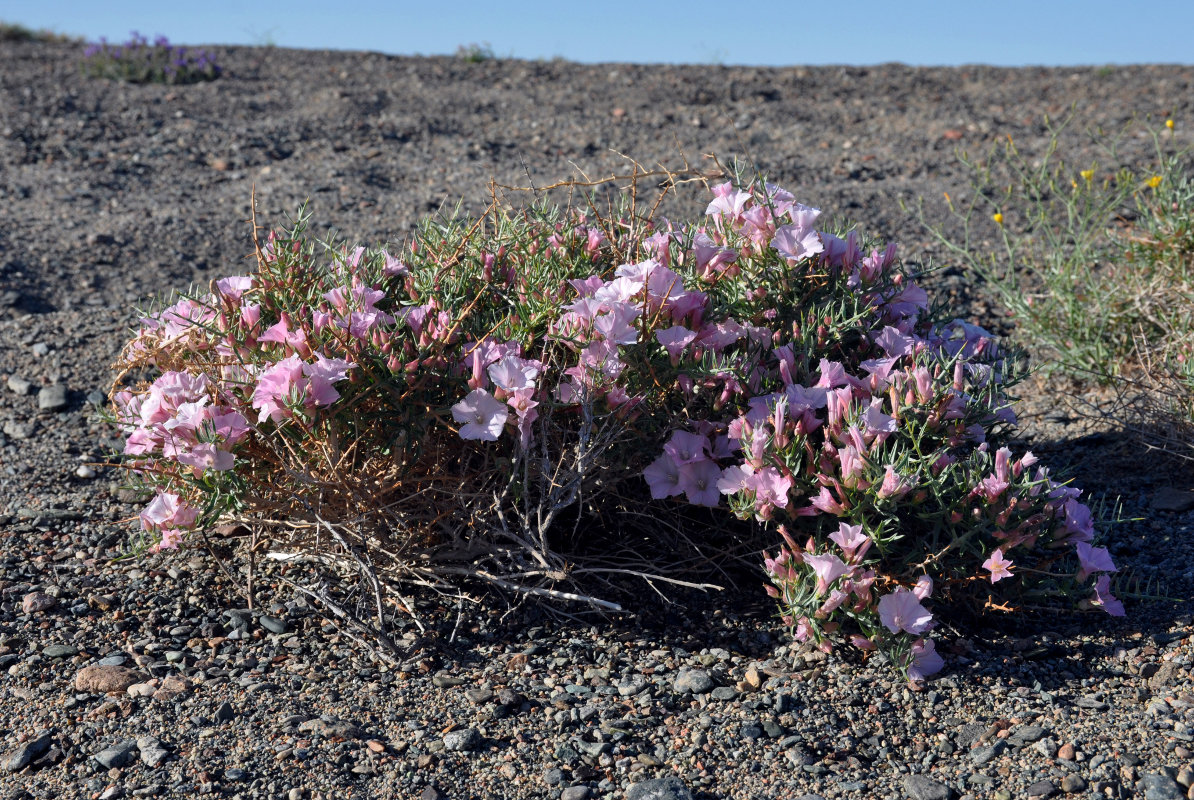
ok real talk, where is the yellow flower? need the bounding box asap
[1080,169,1094,183]
[1147,175,1162,189]
[993,212,1004,225]
[1166,119,1175,130]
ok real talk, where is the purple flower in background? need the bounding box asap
[678,460,723,507]
[644,454,684,499]
[1075,542,1117,582]
[664,430,710,465]
[1092,574,1125,617]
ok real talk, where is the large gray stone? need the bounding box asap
[2,731,52,772]
[37,384,68,412]
[94,740,138,769]
[625,777,693,800]
[672,668,713,694]
[1140,773,1186,800]
[904,774,951,800]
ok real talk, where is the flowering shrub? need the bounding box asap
[109,168,1119,680]
[83,32,221,84]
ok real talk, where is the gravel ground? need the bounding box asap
[1,41,1193,800]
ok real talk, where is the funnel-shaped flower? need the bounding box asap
[877,588,933,635]
[802,552,850,596]
[1075,542,1117,582]
[451,389,508,441]
[982,549,1014,583]
[908,637,944,681]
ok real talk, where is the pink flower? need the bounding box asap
[381,248,408,276]
[705,183,752,225]
[817,589,850,617]
[695,319,745,351]
[584,227,606,257]
[771,220,824,263]
[157,528,185,551]
[1061,497,1095,542]
[877,465,912,500]
[488,356,541,392]
[977,474,1010,503]
[838,445,866,489]
[210,409,250,444]
[176,443,235,473]
[829,522,871,562]
[506,387,539,449]
[884,284,930,319]
[863,401,896,442]
[816,359,852,389]
[251,356,306,423]
[873,326,916,359]
[451,389,508,442]
[569,275,604,297]
[692,232,738,278]
[303,354,355,407]
[982,549,1014,583]
[913,575,933,600]
[139,492,199,534]
[678,460,723,507]
[908,637,944,681]
[802,552,851,596]
[594,303,641,345]
[877,588,933,635]
[809,486,847,516]
[716,463,754,495]
[748,467,792,510]
[656,326,698,362]
[259,317,308,351]
[850,635,876,652]
[215,275,253,301]
[1075,542,1117,582]
[643,454,683,499]
[123,428,159,455]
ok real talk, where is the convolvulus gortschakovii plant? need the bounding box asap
[108,166,1120,681]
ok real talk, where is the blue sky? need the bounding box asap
[10,0,1194,66]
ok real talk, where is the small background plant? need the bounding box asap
[912,114,1194,460]
[455,42,497,63]
[0,21,79,43]
[82,31,221,84]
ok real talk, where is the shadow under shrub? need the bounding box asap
[107,162,1123,681]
